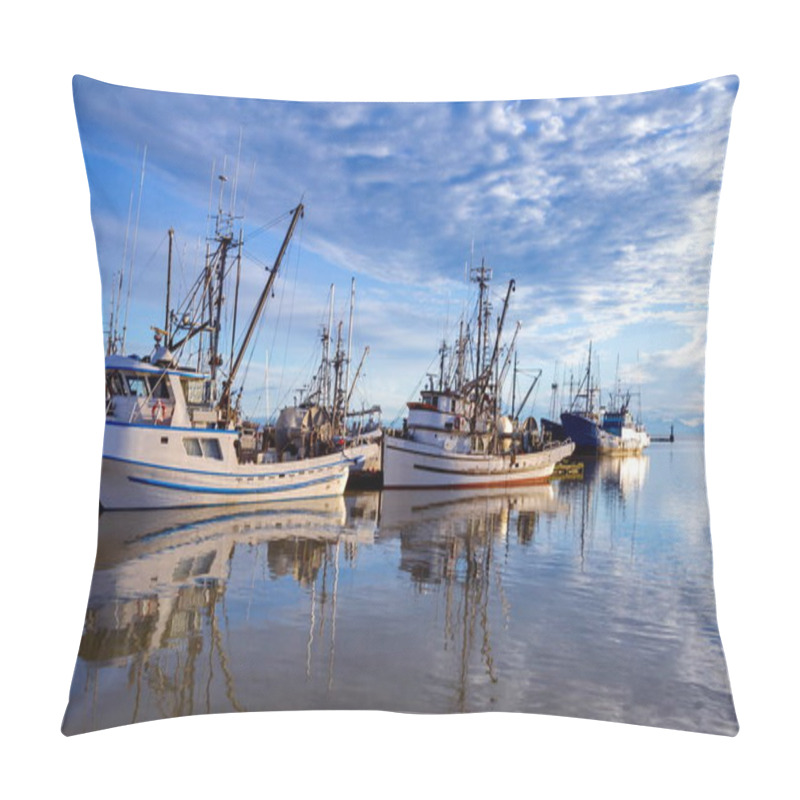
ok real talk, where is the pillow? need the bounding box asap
[63,75,738,736]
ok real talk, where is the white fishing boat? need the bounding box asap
[101,200,355,510]
[382,261,575,489]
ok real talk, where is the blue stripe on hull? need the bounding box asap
[103,453,354,478]
[127,472,341,496]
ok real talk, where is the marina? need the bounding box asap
[65,76,740,741]
[100,186,588,503]
[94,150,678,506]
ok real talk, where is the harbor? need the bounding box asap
[64,76,739,739]
[98,187,659,503]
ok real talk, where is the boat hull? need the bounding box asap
[560,412,649,454]
[343,439,383,488]
[100,421,352,510]
[382,435,575,489]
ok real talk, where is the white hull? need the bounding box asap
[597,428,650,454]
[382,435,575,489]
[101,421,352,510]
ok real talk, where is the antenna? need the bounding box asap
[120,144,147,354]
[205,159,216,240]
[324,284,335,410]
[231,128,243,217]
[265,347,270,424]
[344,278,355,420]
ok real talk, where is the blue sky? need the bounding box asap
[74,75,738,430]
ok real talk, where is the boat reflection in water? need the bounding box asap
[64,441,738,737]
[377,486,569,711]
[65,496,370,733]
[378,485,567,576]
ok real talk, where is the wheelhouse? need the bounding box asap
[104,355,209,428]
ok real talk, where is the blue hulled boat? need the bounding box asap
[560,344,649,455]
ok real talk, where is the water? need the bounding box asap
[62,439,737,736]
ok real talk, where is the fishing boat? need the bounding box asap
[599,387,650,452]
[560,344,650,454]
[101,198,355,510]
[274,279,382,487]
[382,261,575,489]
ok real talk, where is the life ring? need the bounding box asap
[151,399,166,424]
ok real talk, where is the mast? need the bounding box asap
[586,341,593,413]
[228,228,244,382]
[332,320,344,432]
[470,260,492,427]
[324,284,335,411]
[471,259,491,386]
[511,351,518,419]
[218,203,304,417]
[344,278,355,420]
[106,268,124,355]
[209,175,233,397]
[164,228,174,341]
[456,319,465,391]
[476,276,516,426]
[438,339,448,391]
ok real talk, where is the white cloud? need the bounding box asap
[76,76,737,425]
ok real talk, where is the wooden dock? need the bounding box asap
[553,460,584,480]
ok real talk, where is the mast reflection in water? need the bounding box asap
[63,439,737,736]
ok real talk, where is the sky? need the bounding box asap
[73,74,738,431]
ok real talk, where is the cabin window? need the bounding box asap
[106,371,127,397]
[183,438,222,459]
[200,438,223,460]
[183,438,203,457]
[184,378,205,405]
[147,375,171,399]
[125,375,148,397]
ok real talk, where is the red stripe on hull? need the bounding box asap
[384,476,551,490]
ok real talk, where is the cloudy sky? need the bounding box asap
[73,74,737,430]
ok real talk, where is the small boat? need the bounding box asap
[382,260,575,489]
[560,344,649,454]
[101,199,354,510]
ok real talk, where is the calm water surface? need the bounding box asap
[63,439,737,735]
